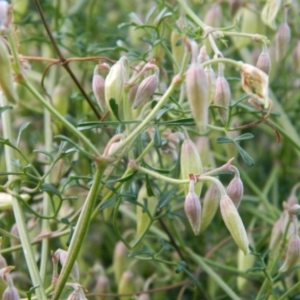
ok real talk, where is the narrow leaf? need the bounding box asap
[234,143,255,166]
[216,137,233,144]
[109,98,121,121]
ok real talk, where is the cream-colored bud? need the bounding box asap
[220,195,249,254]
[279,235,300,272]
[240,63,269,108]
[133,73,158,108]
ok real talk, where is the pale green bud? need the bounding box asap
[95,274,110,300]
[220,195,249,254]
[118,271,134,300]
[180,139,203,196]
[237,248,255,290]
[113,241,127,284]
[279,235,300,272]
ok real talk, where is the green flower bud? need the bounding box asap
[180,139,203,196]
[185,41,209,134]
[118,270,134,300]
[200,184,220,233]
[0,37,17,103]
[237,247,255,290]
[184,178,201,235]
[279,235,300,272]
[113,241,127,284]
[133,73,158,109]
[220,195,249,254]
[214,64,231,124]
[105,56,127,113]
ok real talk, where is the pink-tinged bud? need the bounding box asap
[204,3,222,28]
[0,37,17,103]
[105,56,127,112]
[229,0,242,17]
[54,249,80,282]
[205,66,216,105]
[289,204,300,215]
[113,241,127,284]
[226,167,243,209]
[0,237,7,269]
[214,64,231,124]
[133,73,158,109]
[95,274,110,300]
[240,63,269,108]
[137,294,150,300]
[279,235,300,272]
[180,139,203,196]
[220,195,249,254]
[93,73,106,112]
[184,178,201,235]
[2,285,20,300]
[118,271,134,300]
[66,284,87,300]
[275,22,291,61]
[198,46,209,63]
[269,218,283,250]
[186,41,209,134]
[256,45,271,75]
[0,2,12,33]
[200,184,220,233]
[261,0,281,30]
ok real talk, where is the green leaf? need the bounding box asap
[145,174,154,197]
[159,118,195,126]
[155,106,170,120]
[234,133,254,142]
[99,197,117,210]
[158,188,175,208]
[33,149,54,161]
[153,125,161,147]
[77,120,140,130]
[216,137,233,144]
[234,143,255,166]
[41,183,62,199]
[0,105,12,115]
[109,98,121,121]
[16,122,31,147]
[142,161,170,174]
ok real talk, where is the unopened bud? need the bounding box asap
[184,178,201,235]
[204,3,222,28]
[0,37,17,103]
[107,140,123,156]
[279,235,300,272]
[95,274,110,300]
[226,167,243,208]
[269,218,283,250]
[229,0,242,17]
[105,56,127,112]
[198,46,209,63]
[240,63,269,108]
[237,247,255,290]
[2,285,20,300]
[289,204,300,215]
[180,139,203,196]
[220,195,249,254]
[118,270,134,300]
[275,22,291,61]
[205,66,216,104]
[0,2,12,33]
[214,64,231,124]
[133,73,158,109]
[200,184,220,233]
[256,45,271,75]
[113,241,127,284]
[93,73,106,112]
[261,0,281,30]
[185,41,209,134]
[54,249,79,282]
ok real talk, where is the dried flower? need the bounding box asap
[220,195,249,254]
[185,41,209,134]
[279,235,300,272]
[184,177,201,235]
[240,63,269,108]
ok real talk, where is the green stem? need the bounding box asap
[0,94,47,299]
[51,163,106,300]
[186,248,241,300]
[22,80,100,156]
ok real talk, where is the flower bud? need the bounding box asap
[226,168,243,209]
[118,270,134,300]
[180,139,203,196]
[105,56,127,112]
[185,41,209,134]
[214,64,231,124]
[184,178,201,235]
[269,218,283,250]
[0,2,12,34]
[220,195,249,254]
[54,249,79,282]
[229,0,242,17]
[237,247,255,290]
[2,285,20,300]
[200,184,220,233]
[0,37,17,103]
[289,204,300,215]
[275,21,291,61]
[198,46,209,63]
[113,241,127,284]
[240,63,269,108]
[93,72,106,112]
[205,66,216,105]
[170,19,185,72]
[95,274,110,300]
[204,3,222,28]
[256,45,271,75]
[133,73,158,109]
[261,0,281,30]
[279,235,300,272]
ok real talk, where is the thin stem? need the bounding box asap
[0,93,47,300]
[51,163,107,300]
[22,80,100,156]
